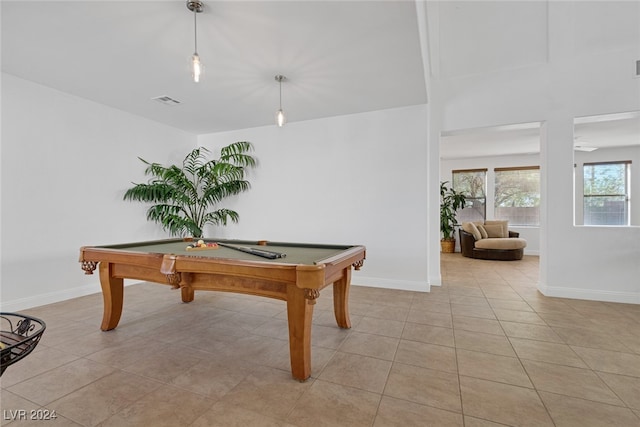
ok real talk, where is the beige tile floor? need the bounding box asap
[2,254,640,426]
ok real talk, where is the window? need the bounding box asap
[583,161,630,226]
[494,166,540,226]
[453,169,487,223]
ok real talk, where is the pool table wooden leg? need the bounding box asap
[99,263,123,331]
[333,267,352,329]
[286,286,315,381]
[181,286,194,302]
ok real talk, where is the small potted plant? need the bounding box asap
[440,181,466,253]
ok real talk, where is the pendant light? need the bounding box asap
[187,0,204,83]
[275,75,287,127]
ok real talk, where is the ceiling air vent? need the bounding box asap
[151,95,182,106]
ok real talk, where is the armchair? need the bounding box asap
[459,221,526,261]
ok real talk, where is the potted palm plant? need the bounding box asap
[124,141,256,238]
[440,181,466,253]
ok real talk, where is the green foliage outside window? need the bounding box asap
[583,162,629,225]
[453,171,486,199]
[494,167,540,226]
[453,170,486,223]
[584,163,626,196]
[494,168,540,208]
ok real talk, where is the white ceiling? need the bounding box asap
[440,122,542,160]
[1,0,427,134]
[2,1,638,156]
[440,113,640,160]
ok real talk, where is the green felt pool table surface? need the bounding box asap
[99,238,355,265]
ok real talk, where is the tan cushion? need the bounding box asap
[462,222,482,240]
[483,224,504,238]
[476,224,489,239]
[484,220,508,238]
[475,238,527,250]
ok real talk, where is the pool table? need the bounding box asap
[79,238,365,381]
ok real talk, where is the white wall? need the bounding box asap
[197,104,430,292]
[440,153,541,255]
[429,1,640,303]
[1,73,196,311]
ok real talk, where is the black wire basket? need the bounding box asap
[0,313,46,377]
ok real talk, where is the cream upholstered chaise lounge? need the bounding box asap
[459,220,526,261]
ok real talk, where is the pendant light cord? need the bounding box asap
[193,8,198,54]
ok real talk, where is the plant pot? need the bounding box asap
[440,239,456,253]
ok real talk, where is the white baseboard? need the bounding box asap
[0,283,100,312]
[353,276,429,293]
[538,283,640,304]
[429,275,442,287]
[0,281,140,312]
[5,276,634,312]
[2,277,429,312]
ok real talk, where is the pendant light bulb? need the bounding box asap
[276,109,286,127]
[275,75,287,127]
[192,53,202,83]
